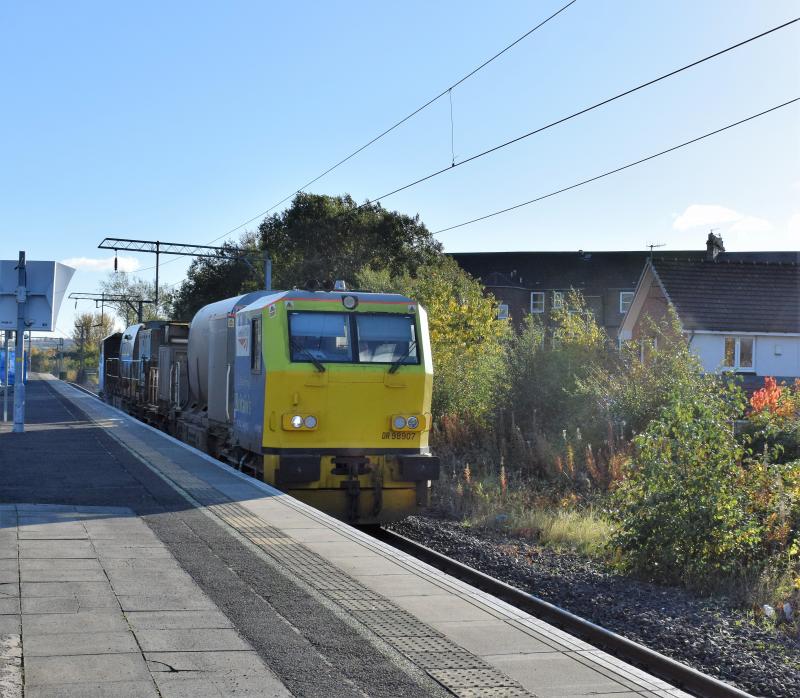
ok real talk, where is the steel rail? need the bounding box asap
[373,527,753,698]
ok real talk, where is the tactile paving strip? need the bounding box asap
[137,449,535,697]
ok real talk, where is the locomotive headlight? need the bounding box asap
[406,416,419,429]
[392,415,407,430]
[303,415,317,429]
[291,415,303,429]
[342,295,358,310]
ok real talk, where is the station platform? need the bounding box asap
[0,376,690,698]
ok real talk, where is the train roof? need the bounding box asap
[238,289,416,314]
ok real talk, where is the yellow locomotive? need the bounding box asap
[100,288,439,523]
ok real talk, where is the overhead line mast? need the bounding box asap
[97,238,273,304]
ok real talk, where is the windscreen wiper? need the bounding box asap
[388,341,417,374]
[290,338,326,372]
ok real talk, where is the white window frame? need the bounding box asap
[497,303,510,320]
[552,291,564,310]
[530,292,545,314]
[722,336,755,371]
[619,291,634,314]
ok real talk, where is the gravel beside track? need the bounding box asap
[390,516,800,698]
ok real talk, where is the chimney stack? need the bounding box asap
[705,232,725,261]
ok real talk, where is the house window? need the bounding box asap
[530,292,545,313]
[552,291,564,310]
[619,291,634,314]
[497,304,510,320]
[722,336,754,371]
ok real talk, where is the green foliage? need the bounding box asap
[358,257,508,420]
[506,290,612,446]
[173,193,442,320]
[171,232,263,321]
[263,193,442,288]
[609,380,764,586]
[578,309,726,438]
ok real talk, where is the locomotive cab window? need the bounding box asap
[356,314,418,364]
[289,312,351,363]
[250,317,262,373]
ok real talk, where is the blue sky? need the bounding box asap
[1,1,798,334]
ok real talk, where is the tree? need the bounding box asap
[358,257,508,420]
[71,312,116,382]
[172,193,443,320]
[506,290,613,446]
[171,233,262,320]
[98,274,174,326]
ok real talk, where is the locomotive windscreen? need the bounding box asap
[288,311,418,366]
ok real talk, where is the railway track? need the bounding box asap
[371,526,753,698]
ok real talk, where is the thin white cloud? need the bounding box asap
[728,215,772,234]
[673,204,742,231]
[60,255,140,272]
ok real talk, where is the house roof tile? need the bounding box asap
[652,257,800,333]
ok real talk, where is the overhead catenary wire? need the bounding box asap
[363,16,800,207]
[121,1,578,280]
[203,0,578,243]
[431,97,799,234]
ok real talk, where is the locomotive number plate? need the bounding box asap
[381,431,418,440]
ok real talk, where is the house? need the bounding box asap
[451,234,798,342]
[451,249,698,337]
[619,235,800,384]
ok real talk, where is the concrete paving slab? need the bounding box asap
[19,541,95,559]
[392,594,499,623]
[486,652,638,697]
[153,673,290,698]
[20,558,103,572]
[22,610,130,635]
[101,557,183,571]
[108,580,200,597]
[24,679,159,698]
[24,652,152,686]
[126,610,234,630]
[302,540,379,558]
[25,631,140,656]
[21,581,115,598]
[134,628,252,652]
[0,583,19,598]
[21,594,120,613]
[145,650,272,672]
[94,545,174,559]
[0,615,21,634]
[329,555,408,576]
[430,620,555,655]
[0,560,19,571]
[17,526,88,540]
[278,526,348,543]
[117,595,218,612]
[0,599,20,614]
[20,567,108,582]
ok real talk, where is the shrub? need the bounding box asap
[609,381,760,586]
